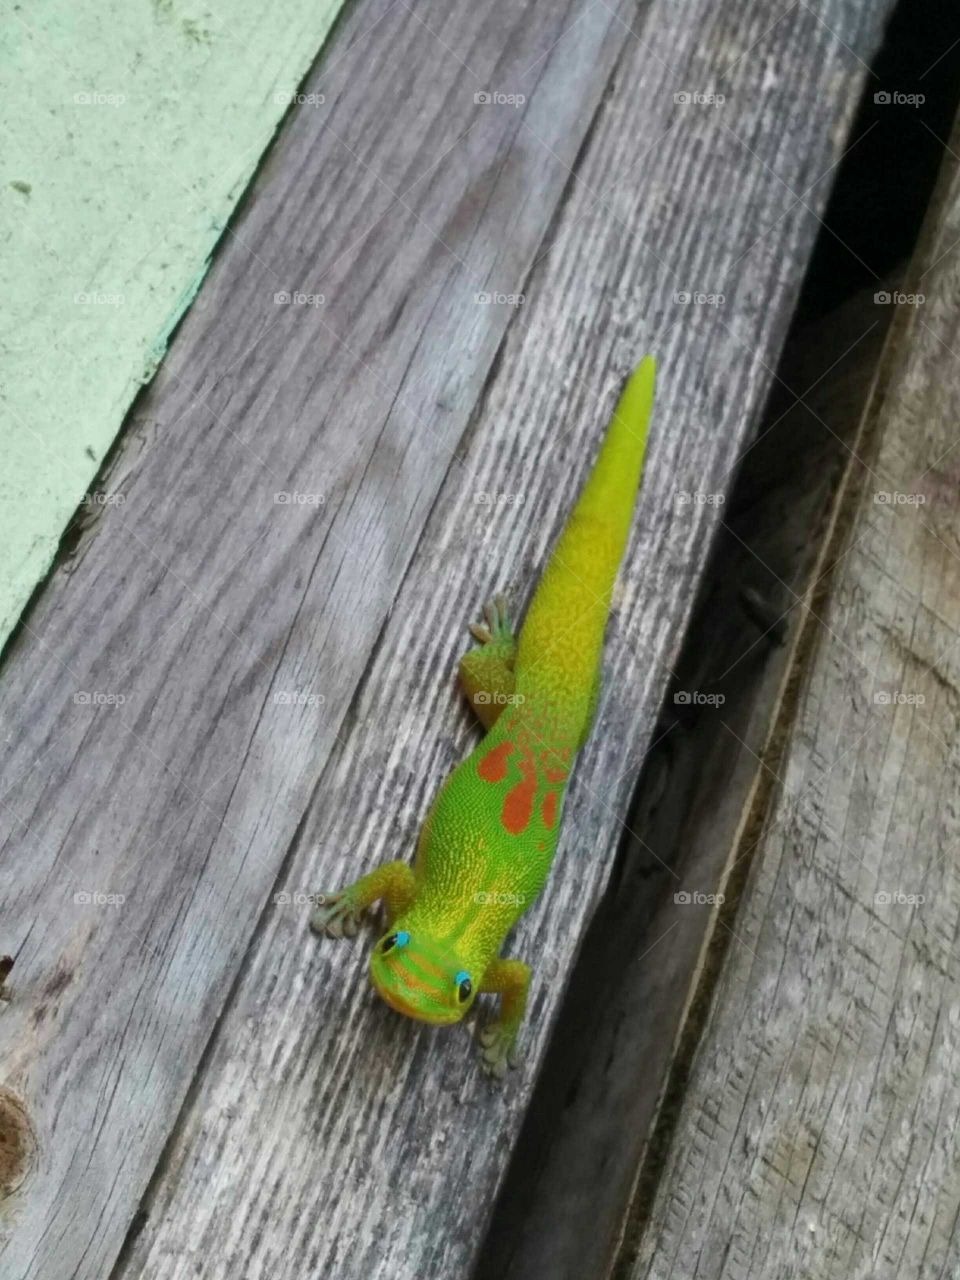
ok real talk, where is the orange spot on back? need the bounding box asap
[542,791,558,829]
[478,740,514,783]
[479,733,570,838]
[502,753,537,835]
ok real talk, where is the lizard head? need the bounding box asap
[369,927,476,1025]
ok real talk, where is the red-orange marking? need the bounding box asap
[542,791,558,829]
[478,740,513,783]
[479,734,570,838]
[502,750,537,835]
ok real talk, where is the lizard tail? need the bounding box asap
[514,355,655,740]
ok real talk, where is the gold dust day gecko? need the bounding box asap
[311,356,656,1078]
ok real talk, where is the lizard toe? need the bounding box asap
[479,1023,519,1080]
[309,892,362,940]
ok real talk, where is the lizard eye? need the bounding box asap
[381,930,409,954]
[455,970,473,1002]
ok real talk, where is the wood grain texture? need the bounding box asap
[114,4,897,1279]
[0,0,347,650]
[0,1,894,1278]
[477,282,896,1280]
[627,116,960,1280]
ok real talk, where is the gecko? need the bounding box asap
[310,355,656,1078]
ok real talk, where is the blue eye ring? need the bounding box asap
[381,930,410,954]
[455,970,473,1002]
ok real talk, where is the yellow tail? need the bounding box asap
[515,355,655,738]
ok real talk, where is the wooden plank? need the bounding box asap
[86,5,901,1280]
[625,115,960,1280]
[0,3,644,1274]
[476,281,897,1280]
[0,0,347,650]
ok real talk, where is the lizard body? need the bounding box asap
[311,355,656,1076]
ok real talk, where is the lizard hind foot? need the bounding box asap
[468,592,512,646]
[309,890,363,940]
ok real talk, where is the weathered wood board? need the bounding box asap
[478,281,897,1280]
[0,0,347,651]
[0,1,895,1279]
[627,115,960,1280]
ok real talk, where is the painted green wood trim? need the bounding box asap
[0,0,347,648]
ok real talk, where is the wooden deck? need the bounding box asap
[626,110,960,1280]
[6,1,952,1278]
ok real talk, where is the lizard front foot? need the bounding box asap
[309,890,363,939]
[478,1021,520,1080]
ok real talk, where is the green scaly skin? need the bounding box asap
[311,356,656,1078]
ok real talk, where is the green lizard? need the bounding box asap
[311,355,656,1077]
